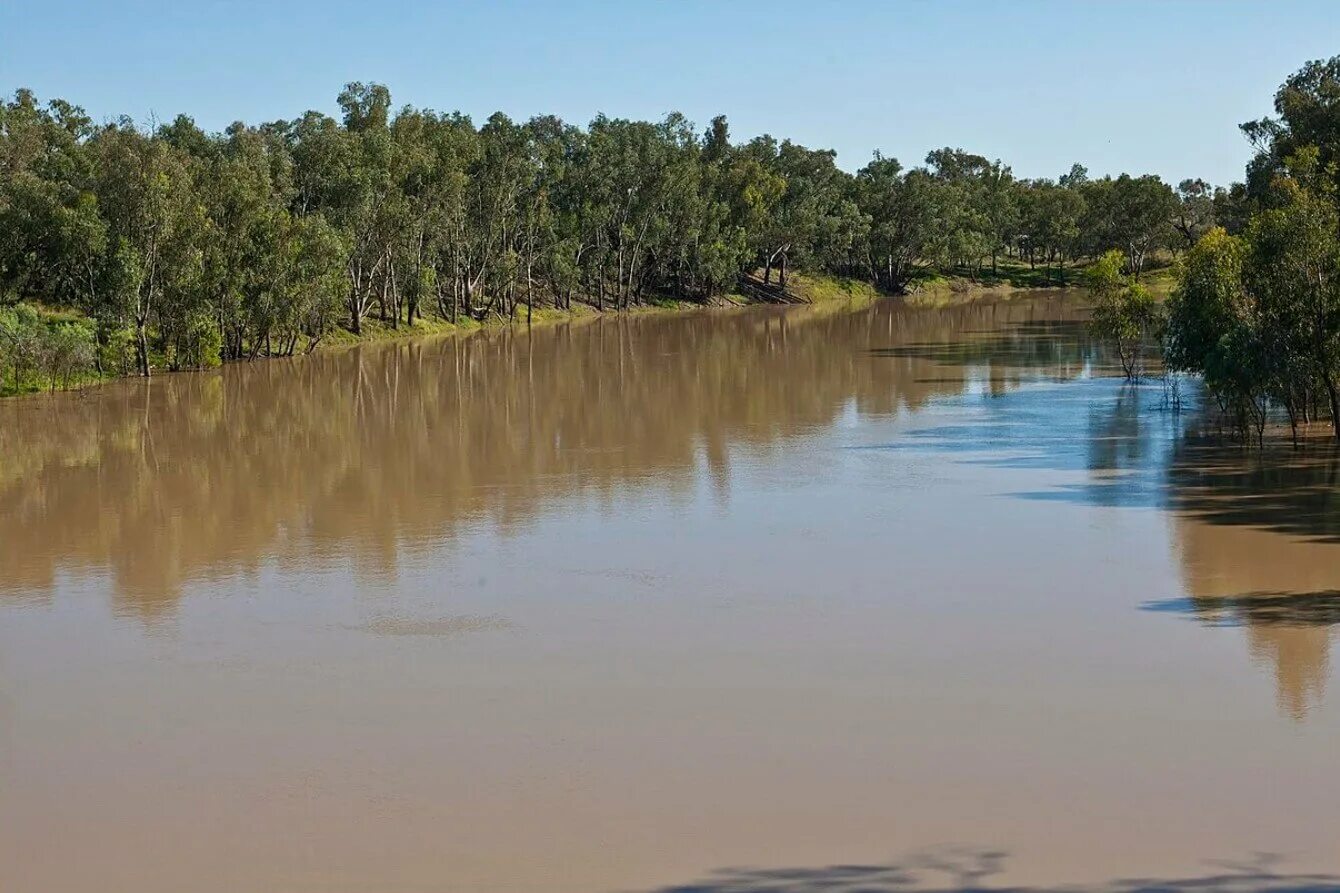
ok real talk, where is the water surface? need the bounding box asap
[3,294,1339,893]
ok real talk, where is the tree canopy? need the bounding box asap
[1166,55,1340,441]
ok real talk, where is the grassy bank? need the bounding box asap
[784,273,887,306]
[906,256,1177,304]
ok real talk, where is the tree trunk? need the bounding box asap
[526,264,534,326]
[135,320,150,377]
[1326,375,1340,442]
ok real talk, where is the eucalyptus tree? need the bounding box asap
[1172,178,1216,248]
[0,303,43,390]
[1212,183,1252,235]
[1084,249,1159,379]
[0,90,105,313]
[1164,227,1264,430]
[746,136,854,286]
[525,116,587,311]
[581,114,679,307]
[854,154,936,291]
[1243,56,1340,202]
[979,160,1018,274]
[923,148,994,273]
[705,125,783,292]
[644,115,710,299]
[1017,178,1083,282]
[1244,183,1340,437]
[167,117,293,359]
[88,121,203,375]
[405,110,480,323]
[1159,54,1340,442]
[1079,174,1175,275]
[287,82,401,334]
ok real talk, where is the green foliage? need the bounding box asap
[1165,227,1248,377]
[0,303,98,394]
[1,83,1205,394]
[97,323,137,377]
[1153,51,1340,442]
[1243,56,1340,203]
[1245,184,1340,431]
[1085,249,1162,379]
[1076,175,1177,275]
[1167,188,1340,440]
[1082,249,1126,294]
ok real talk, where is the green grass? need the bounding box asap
[0,368,107,398]
[323,311,482,346]
[908,258,1080,297]
[907,254,1179,302]
[786,272,886,305]
[1141,265,1178,298]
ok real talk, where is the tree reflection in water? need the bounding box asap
[0,294,1089,615]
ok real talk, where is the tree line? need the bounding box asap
[1,82,1218,390]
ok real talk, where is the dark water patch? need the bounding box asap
[1142,592,1340,628]
[1167,438,1340,544]
[643,850,1340,893]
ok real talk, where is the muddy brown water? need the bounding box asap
[2,294,1339,893]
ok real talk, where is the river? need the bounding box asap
[2,293,1339,892]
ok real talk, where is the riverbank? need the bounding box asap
[906,256,1177,304]
[0,272,899,398]
[1,268,1117,399]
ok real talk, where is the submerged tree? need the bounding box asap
[1086,249,1160,380]
[1165,227,1270,437]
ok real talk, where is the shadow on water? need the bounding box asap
[1142,588,1339,722]
[1142,592,1340,627]
[1165,437,1340,545]
[639,849,1340,893]
[1158,438,1340,719]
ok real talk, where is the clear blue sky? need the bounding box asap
[4,0,1339,187]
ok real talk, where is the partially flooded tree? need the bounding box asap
[1245,183,1340,439]
[1164,227,1270,439]
[1166,189,1340,443]
[1086,249,1160,380]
